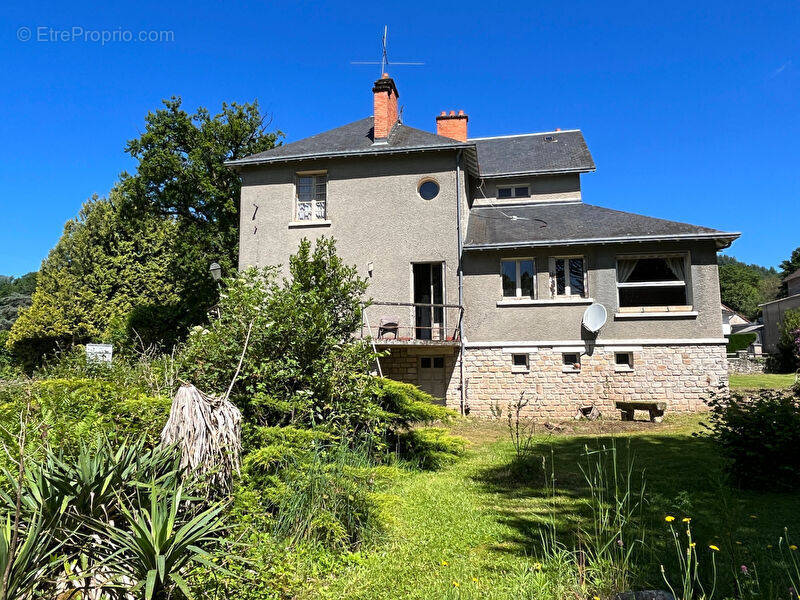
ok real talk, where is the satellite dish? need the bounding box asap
[582,303,607,333]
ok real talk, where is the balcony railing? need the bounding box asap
[361,301,463,345]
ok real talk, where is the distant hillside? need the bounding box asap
[0,272,37,331]
[717,255,779,321]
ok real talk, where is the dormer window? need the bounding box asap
[497,186,530,199]
[296,172,327,221]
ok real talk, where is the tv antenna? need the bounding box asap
[351,26,425,75]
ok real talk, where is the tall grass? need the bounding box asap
[534,441,646,597]
[271,442,385,550]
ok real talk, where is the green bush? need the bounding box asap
[726,332,757,354]
[396,427,466,470]
[773,308,800,372]
[704,388,800,490]
[0,378,171,455]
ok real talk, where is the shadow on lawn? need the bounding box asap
[472,430,791,559]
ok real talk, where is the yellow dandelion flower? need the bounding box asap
[532,562,542,571]
[790,544,798,551]
[690,542,696,548]
[452,581,459,587]
[665,516,675,522]
[709,545,720,551]
[440,560,448,566]
[593,596,601,600]
[472,577,479,583]
[682,517,691,523]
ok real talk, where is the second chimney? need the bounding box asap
[373,74,399,140]
[436,110,468,142]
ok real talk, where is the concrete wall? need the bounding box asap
[461,240,724,343]
[470,173,581,207]
[762,295,800,352]
[238,151,467,307]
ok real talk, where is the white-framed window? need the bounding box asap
[511,353,529,373]
[497,185,530,199]
[295,172,327,221]
[549,256,587,298]
[614,352,634,371]
[616,254,689,309]
[501,258,536,298]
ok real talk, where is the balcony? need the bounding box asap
[361,301,463,346]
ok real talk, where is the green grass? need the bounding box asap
[729,372,796,390]
[306,416,800,599]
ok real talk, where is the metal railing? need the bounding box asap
[361,301,463,343]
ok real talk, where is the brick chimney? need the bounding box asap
[436,110,468,142]
[373,73,399,140]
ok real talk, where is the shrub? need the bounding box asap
[726,332,756,354]
[773,308,800,372]
[704,389,800,490]
[396,427,466,470]
[0,378,171,456]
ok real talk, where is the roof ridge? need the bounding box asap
[469,129,581,141]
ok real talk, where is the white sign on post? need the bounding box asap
[86,343,113,364]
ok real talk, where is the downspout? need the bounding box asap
[455,150,467,415]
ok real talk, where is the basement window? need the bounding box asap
[501,259,536,298]
[616,255,689,309]
[562,352,581,372]
[497,186,530,199]
[511,353,529,373]
[615,352,634,371]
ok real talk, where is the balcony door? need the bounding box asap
[413,262,444,340]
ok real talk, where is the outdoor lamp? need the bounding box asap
[209,262,222,282]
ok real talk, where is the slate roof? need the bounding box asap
[470,130,595,177]
[464,202,740,249]
[226,118,594,177]
[226,117,472,167]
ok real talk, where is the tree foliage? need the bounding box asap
[0,273,36,332]
[779,246,800,298]
[6,194,181,365]
[120,97,282,314]
[717,254,779,320]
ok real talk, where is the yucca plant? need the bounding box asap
[92,483,227,600]
[0,513,60,600]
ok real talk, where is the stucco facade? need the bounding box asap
[230,74,737,419]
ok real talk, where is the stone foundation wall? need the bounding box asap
[460,344,729,419]
[379,347,460,406]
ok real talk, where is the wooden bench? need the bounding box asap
[615,401,666,423]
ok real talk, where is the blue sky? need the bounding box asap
[1,0,798,276]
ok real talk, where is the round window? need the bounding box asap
[418,180,440,200]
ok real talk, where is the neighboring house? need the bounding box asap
[721,304,762,354]
[760,268,800,353]
[227,75,740,418]
[721,303,751,336]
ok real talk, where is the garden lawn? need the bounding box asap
[308,415,800,600]
[729,372,796,390]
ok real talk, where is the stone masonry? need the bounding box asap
[461,344,729,419]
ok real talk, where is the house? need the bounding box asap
[721,304,762,355]
[227,75,740,418]
[760,268,800,353]
[721,303,751,336]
